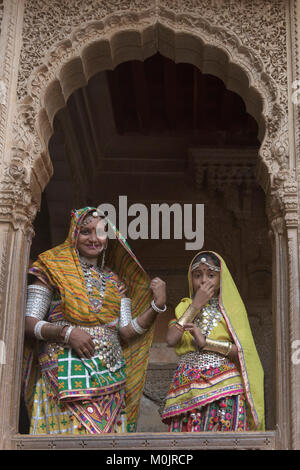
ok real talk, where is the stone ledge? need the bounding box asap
[12,431,276,450]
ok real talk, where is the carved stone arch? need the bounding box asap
[14,14,288,210]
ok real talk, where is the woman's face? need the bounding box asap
[191,261,220,296]
[77,217,108,259]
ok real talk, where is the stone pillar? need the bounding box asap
[0,222,34,449]
[0,159,39,450]
[286,225,300,450]
[267,178,300,449]
[268,214,291,449]
[288,0,300,450]
[0,0,31,450]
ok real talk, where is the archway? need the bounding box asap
[14,21,286,197]
[27,53,272,434]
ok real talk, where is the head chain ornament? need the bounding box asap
[80,211,101,227]
[191,256,221,272]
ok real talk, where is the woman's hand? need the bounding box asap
[192,281,215,310]
[68,328,95,359]
[150,277,167,309]
[119,278,166,342]
[184,322,206,349]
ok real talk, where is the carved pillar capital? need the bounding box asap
[266,168,299,234]
[0,154,38,237]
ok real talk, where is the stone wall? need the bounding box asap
[0,0,300,449]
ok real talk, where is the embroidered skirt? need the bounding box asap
[29,374,127,435]
[168,394,249,432]
[162,351,249,431]
[29,333,128,435]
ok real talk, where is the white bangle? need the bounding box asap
[130,318,147,335]
[63,325,74,344]
[33,320,48,340]
[151,299,167,313]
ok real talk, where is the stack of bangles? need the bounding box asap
[151,299,167,313]
[34,321,74,344]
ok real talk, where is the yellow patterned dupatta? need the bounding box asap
[187,251,265,430]
[26,206,153,431]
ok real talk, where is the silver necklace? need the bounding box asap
[194,297,222,337]
[79,257,106,312]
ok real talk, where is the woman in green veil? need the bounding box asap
[162,251,264,432]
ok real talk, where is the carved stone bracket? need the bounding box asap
[0,97,53,232]
[0,155,38,235]
[266,167,299,232]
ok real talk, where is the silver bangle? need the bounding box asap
[120,297,132,328]
[26,284,52,320]
[33,320,48,340]
[63,325,74,344]
[151,299,167,313]
[130,318,147,335]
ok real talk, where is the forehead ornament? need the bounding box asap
[80,210,103,227]
[191,256,220,272]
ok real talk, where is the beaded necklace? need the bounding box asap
[79,256,107,312]
[194,297,222,337]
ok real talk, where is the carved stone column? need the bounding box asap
[0,155,40,449]
[0,0,35,450]
[286,225,300,450]
[284,202,300,450]
[0,220,34,449]
[266,175,300,449]
[288,0,300,451]
[268,213,290,449]
[268,170,300,449]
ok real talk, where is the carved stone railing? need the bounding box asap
[12,431,277,450]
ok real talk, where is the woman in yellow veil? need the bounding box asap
[162,251,264,432]
[23,206,167,434]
